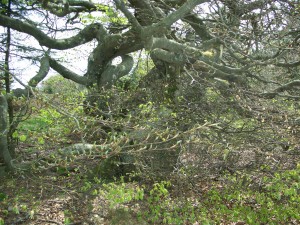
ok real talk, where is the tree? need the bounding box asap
[0,0,300,171]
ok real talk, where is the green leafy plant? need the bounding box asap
[102,178,144,209]
[201,165,300,224]
[63,210,73,225]
[145,181,201,224]
[0,193,7,202]
[80,181,92,192]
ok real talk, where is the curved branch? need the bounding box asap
[114,0,142,30]
[149,37,246,77]
[128,0,158,26]
[151,49,187,64]
[49,58,90,85]
[40,0,98,17]
[273,80,300,93]
[183,14,212,41]
[191,60,245,84]
[100,55,134,87]
[142,0,209,38]
[28,55,50,87]
[276,60,300,68]
[145,43,245,84]
[261,80,300,99]
[0,15,104,49]
[69,1,98,10]
[148,37,203,58]
[116,55,135,75]
[158,0,209,27]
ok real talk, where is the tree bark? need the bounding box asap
[0,94,14,172]
[4,0,16,159]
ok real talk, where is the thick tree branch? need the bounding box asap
[148,37,203,57]
[148,43,245,83]
[158,0,209,28]
[49,58,90,85]
[151,49,187,64]
[128,0,159,26]
[39,0,98,16]
[275,60,300,68]
[191,60,245,84]
[100,55,134,87]
[28,55,50,87]
[142,0,209,39]
[273,80,300,93]
[8,54,51,97]
[183,14,212,41]
[114,0,142,30]
[0,15,104,49]
[149,37,246,77]
[261,80,300,99]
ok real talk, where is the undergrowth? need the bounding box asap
[1,77,300,224]
[97,165,300,224]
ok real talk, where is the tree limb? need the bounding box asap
[39,0,98,16]
[148,37,203,57]
[183,14,212,41]
[148,36,247,78]
[142,0,209,39]
[190,60,245,84]
[261,80,300,98]
[100,55,134,87]
[0,15,104,49]
[151,49,187,64]
[128,0,158,26]
[158,0,209,28]
[28,55,50,87]
[114,0,142,30]
[273,80,300,93]
[49,57,90,85]
[275,60,300,68]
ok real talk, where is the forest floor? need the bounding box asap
[1,141,300,225]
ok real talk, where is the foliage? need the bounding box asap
[204,166,300,224]
[40,75,85,97]
[96,165,300,224]
[101,177,144,209]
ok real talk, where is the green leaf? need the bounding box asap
[12,131,18,138]
[19,135,27,142]
[0,192,7,201]
[0,217,4,225]
[38,137,45,144]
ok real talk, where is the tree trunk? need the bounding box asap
[0,94,14,172]
[3,0,16,159]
